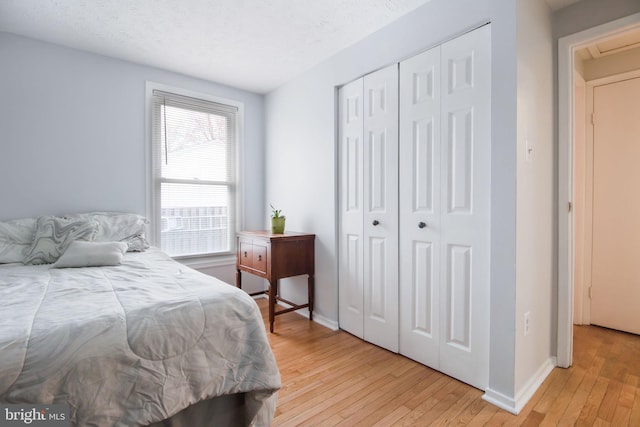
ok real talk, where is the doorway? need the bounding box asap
[558,12,640,368]
[576,72,640,335]
[588,76,640,334]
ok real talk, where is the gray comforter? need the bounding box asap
[0,248,280,426]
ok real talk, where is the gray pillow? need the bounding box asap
[63,212,149,252]
[23,216,99,265]
[0,217,36,263]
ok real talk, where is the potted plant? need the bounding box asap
[270,204,286,234]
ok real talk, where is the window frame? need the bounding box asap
[145,82,243,264]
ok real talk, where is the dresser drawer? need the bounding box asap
[238,240,253,269]
[252,244,268,274]
[237,237,269,275]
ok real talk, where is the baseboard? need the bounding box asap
[294,309,339,331]
[482,356,556,414]
[514,357,557,412]
[482,388,518,414]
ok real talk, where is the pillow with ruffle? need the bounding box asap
[52,241,128,268]
[62,212,149,252]
[23,216,99,265]
[0,217,36,263]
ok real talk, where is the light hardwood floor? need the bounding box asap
[256,299,640,426]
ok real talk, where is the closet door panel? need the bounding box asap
[399,46,441,368]
[439,24,491,390]
[368,129,389,211]
[363,64,399,352]
[368,236,388,318]
[338,78,365,339]
[447,108,473,214]
[446,244,472,349]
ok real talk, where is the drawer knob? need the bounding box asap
[244,251,248,257]
[418,222,427,229]
[372,220,380,226]
[258,255,262,261]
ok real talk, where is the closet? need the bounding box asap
[338,24,490,389]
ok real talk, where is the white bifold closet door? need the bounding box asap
[399,25,491,389]
[338,64,399,352]
[338,77,365,340]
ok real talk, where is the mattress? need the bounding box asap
[0,248,280,426]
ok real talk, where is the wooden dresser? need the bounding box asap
[236,230,315,332]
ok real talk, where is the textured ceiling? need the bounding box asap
[0,0,431,94]
[545,0,583,11]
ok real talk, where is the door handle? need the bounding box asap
[372,220,380,226]
[418,222,427,229]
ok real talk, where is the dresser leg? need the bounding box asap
[269,279,276,333]
[236,269,242,289]
[308,274,314,321]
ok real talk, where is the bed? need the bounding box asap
[0,213,281,426]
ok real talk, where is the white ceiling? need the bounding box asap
[0,0,432,94]
[545,0,583,11]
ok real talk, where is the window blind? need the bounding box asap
[151,89,237,257]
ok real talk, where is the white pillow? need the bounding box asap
[52,241,129,268]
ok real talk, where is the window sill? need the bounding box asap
[175,254,236,270]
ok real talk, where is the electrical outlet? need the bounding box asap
[524,312,531,336]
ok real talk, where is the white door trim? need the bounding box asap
[572,70,587,326]
[557,12,640,368]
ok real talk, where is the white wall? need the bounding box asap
[0,32,267,289]
[265,0,521,406]
[514,0,555,407]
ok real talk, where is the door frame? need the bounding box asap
[572,70,587,326]
[557,12,640,368]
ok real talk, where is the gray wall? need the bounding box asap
[0,32,266,232]
[553,0,640,39]
[265,0,521,404]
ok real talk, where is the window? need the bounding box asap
[150,87,239,258]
